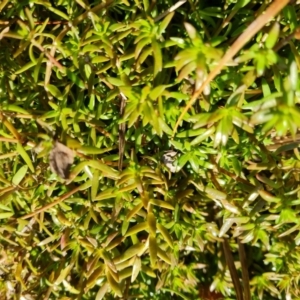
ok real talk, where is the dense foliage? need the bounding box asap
[0,0,300,299]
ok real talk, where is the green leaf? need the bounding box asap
[149,85,166,100]
[46,84,63,100]
[2,104,30,114]
[48,6,69,20]
[131,256,141,283]
[126,202,144,220]
[0,212,14,219]
[66,69,85,89]
[114,243,146,264]
[158,118,173,135]
[157,223,173,248]
[152,39,162,77]
[190,126,215,145]
[55,263,74,285]
[91,169,100,200]
[149,235,157,267]
[95,188,118,201]
[178,61,197,81]
[150,199,174,210]
[159,12,174,34]
[157,247,171,264]
[95,282,109,300]
[12,165,28,185]
[176,127,206,138]
[78,146,115,155]
[107,77,125,86]
[15,61,36,74]
[91,55,110,64]
[258,190,280,203]
[106,268,122,297]
[265,22,280,49]
[16,143,34,172]
[135,37,150,59]
[124,222,148,237]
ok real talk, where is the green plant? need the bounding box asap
[0,0,300,299]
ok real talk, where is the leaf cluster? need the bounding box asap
[0,0,300,299]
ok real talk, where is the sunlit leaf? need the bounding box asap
[12,165,28,185]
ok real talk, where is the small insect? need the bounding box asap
[49,141,74,179]
[161,150,180,173]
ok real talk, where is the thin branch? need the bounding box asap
[222,238,244,300]
[211,171,244,300]
[21,185,83,219]
[154,0,187,22]
[238,239,251,300]
[31,39,64,70]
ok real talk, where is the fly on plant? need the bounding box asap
[49,141,74,179]
[161,150,180,173]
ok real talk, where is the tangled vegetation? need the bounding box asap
[0,0,300,299]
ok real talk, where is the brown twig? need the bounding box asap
[154,0,187,22]
[238,239,251,300]
[30,39,64,70]
[222,239,244,300]
[274,27,300,52]
[210,170,244,300]
[21,185,83,219]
